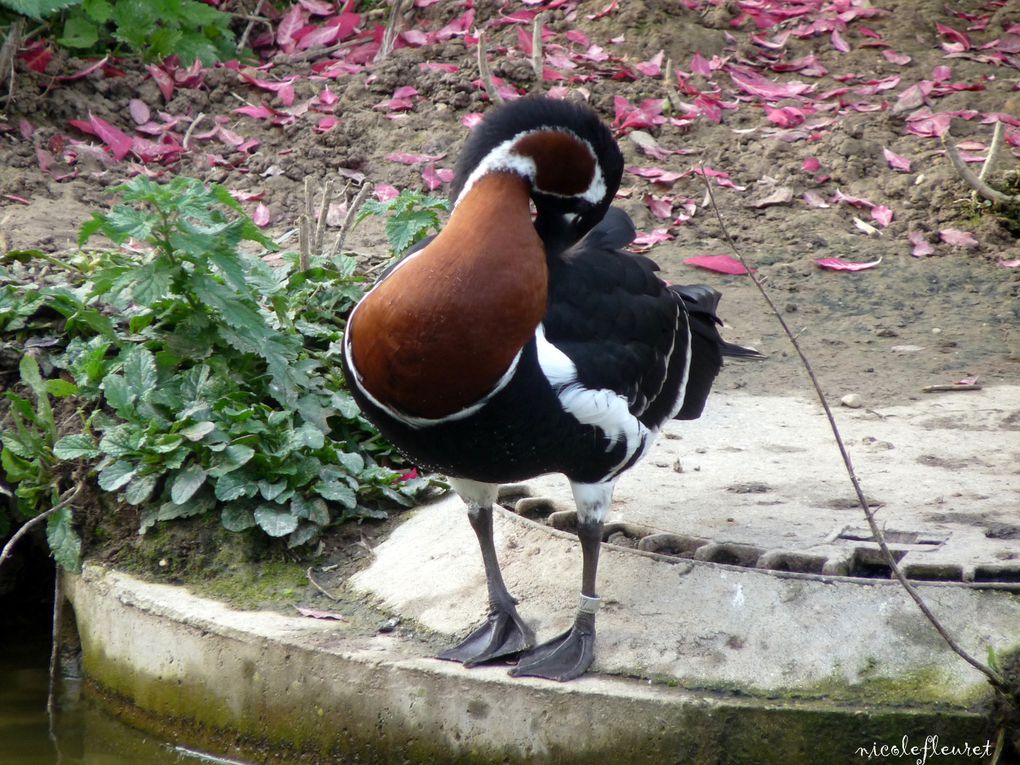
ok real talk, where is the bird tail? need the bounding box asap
[669,284,764,420]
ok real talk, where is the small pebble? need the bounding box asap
[841,393,863,409]
[378,617,400,634]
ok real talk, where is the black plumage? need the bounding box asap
[342,96,753,681]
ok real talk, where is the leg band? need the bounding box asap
[578,593,601,615]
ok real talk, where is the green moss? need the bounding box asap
[194,560,308,609]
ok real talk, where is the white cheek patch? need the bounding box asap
[455,128,607,209]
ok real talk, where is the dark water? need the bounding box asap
[0,617,253,765]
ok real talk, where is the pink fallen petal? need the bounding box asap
[56,55,109,82]
[461,113,484,129]
[253,203,271,227]
[635,50,664,78]
[315,116,339,132]
[586,0,618,20]
[684,255,752,275]
[908,231,935,257]
[936,23,970,53]
[295,607,346,621]
[833,189,874,208]
[882,147,912,172]
[83,113,133,160]
[815,257,882,271]
[387,151,446,165]
[276,5,306,52]
[939,229,978,248]
[882,50,911,65]
[1000,259,1020,268]
[802,156,821,173]
[831,29,850,53]
[730,69,812,99]
[374,184,400,202]
[393,86,419,100]
[765,105,808,128]
[870,206,893,227]
[803,190,830,208]
[235,104,277,121]
[422,163,451,191]
[644,195,674,220]
[955,375,979,386]
[631,229,674,248]
[128,99,150,125]
[2,194,30,205]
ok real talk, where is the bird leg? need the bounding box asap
[510,480,612,681]
[438,493,535,666]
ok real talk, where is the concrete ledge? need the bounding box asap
[66,563,996,765]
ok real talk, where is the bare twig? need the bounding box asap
[182,112,206,151]
[313,178,335,255]
[47,565,64,760]
[236,0,268,52]
[942,130,1018,206]
[332,182,373,258]
[374,0,407,63]
[476,31,505,105]
[306,567,340,601]
[979,120,1005,183]
[922,383,983,393]
[0,19,24,105]
[0,484,81,571]
[699,169,1008,694]
[284,37,361,64]
[662,57,684,115]
[531,13,547,94]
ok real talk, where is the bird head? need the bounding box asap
[450,97,624,256]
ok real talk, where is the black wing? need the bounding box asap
[543,208,695,430]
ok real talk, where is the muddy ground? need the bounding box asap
[1,1,1019,606]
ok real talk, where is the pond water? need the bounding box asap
[0,619,253,765]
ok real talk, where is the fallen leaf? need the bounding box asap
[295,606,346,621]
[908,231,935,257]
[751,186,793,208]
[870,206,893,227]
[882,147,911,172]
[803,190,829,208]
[253,203,271,227]
[939,229,978,248]
[815,257,882,271]
[684,254,753,275]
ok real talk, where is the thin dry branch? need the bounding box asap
[0,19,24,105]
[374,0,407,63]
[942,130,1018,206]
[332,182,373,258]
[698,169,1008,695]
[306,566,340,601]
[313,178,335,255]
[531,13,547,94]
[182,112,206,150]
[979,120,1006,183]
[0,483,82,571]
[476,31,505,105]
[236,0,268,52]
[662,57,684,115]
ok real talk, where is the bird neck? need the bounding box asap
[348,171,548,420]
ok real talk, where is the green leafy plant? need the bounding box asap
[358,189,451,256]
[1,177,437,569]
[0,0,235,65]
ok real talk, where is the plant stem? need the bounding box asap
[0,484,82,572]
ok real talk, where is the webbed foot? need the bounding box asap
[437,604,535,666]
[509,613,595,681]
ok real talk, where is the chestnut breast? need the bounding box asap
[349,173,548,420]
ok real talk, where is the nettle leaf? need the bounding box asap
[122,346,158,397]
[292,494,330,526]
[3,0,81,21]
[47,506,81,572]
[171,465,207,504]
[221,503,255,532]
[98,460,136,491]
[314,480,356,509]
[1,429,37,460]
[254,504,299,537]
[53,434,101,460]
[215,470,257,501]
[180,421,215,442]
[130,259,175,305]
[386,209,438,255]
[44,379,78,398]
[207,444,255,477]
[102,372,135,415]
[124,473,159,505]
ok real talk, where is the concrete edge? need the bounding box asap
[64,562,997,765]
